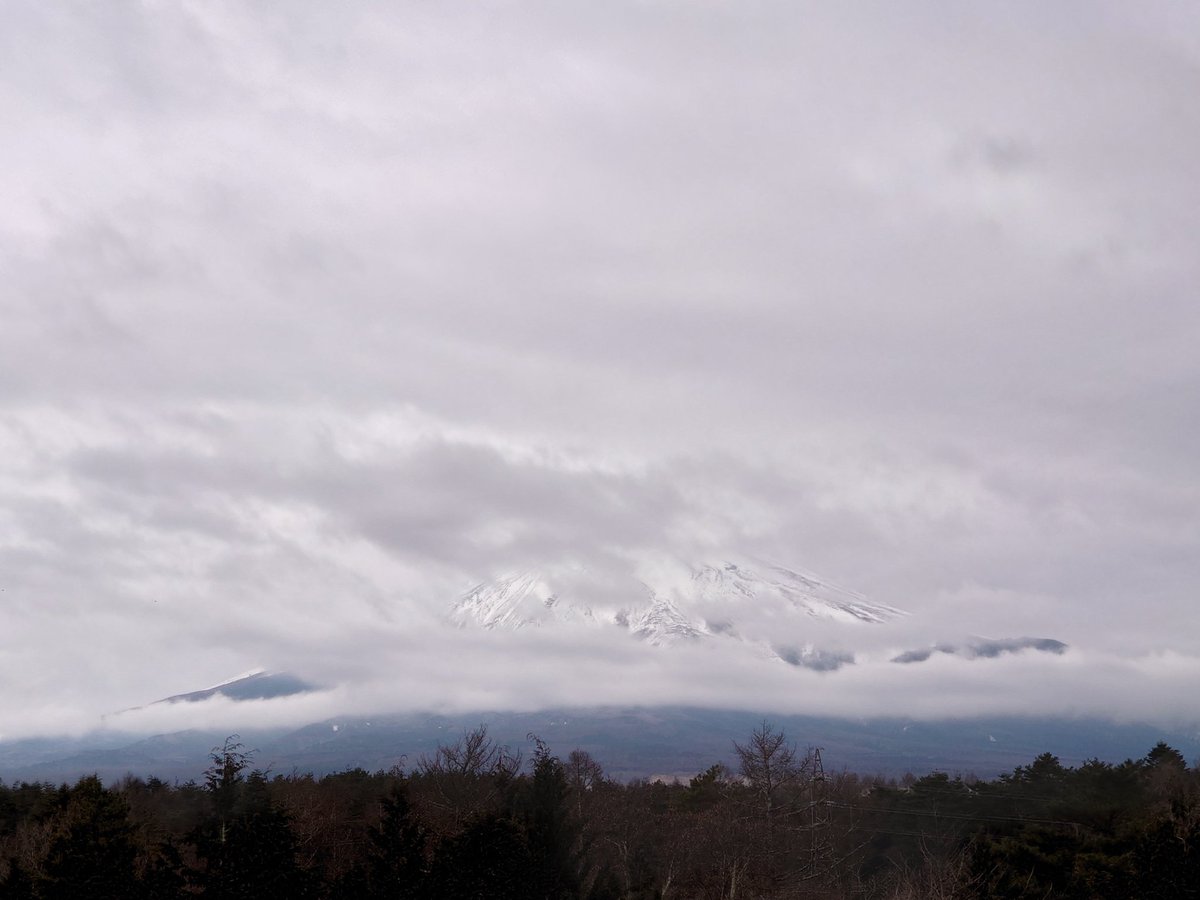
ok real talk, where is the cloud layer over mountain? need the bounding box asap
[2,2,1199,737]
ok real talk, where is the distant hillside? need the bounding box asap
[3,709,1196,785]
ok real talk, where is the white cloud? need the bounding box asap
[1,1,1198,738]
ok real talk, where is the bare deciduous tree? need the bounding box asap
[413,725,521,835]
[733,721,810,820]
[417,724,520,778]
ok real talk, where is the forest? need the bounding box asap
[1,723,1197,899]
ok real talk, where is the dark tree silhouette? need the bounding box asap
[190,738,311,899]
[37,775,140,900]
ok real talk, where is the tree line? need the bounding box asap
[1,723,1197,898]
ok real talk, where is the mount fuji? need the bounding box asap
[451,557,905,661]
[0,560,1092,784]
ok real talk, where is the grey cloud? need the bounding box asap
[960,135,1038,176]
[62,424,694,573]
[1,1,1199,735]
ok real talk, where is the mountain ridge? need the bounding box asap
[5,709,1197,785]
[452,557,905,650]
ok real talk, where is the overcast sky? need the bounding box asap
[3,2,1199,738]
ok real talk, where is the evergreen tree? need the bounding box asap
[0,860,37,900]
[428,814,531,900]
[37,775,141,900]
[190,738,311,899]
[524,739,585,900]
[360,782,429,899]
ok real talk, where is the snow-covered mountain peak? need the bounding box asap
[450,556,904,649]
[685,559,904,624]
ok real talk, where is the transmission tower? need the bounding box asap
[804,746,835,893]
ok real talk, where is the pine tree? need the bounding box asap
[524,739,584,900]
[428,814,531,900]
[190,738,311,899]
[38,775,141,900]
[362,782,429,899]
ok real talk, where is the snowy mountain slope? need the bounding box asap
[684,561,904,625]
[451,570,600,630]
[626,596,703,646]
[451,557,904,650]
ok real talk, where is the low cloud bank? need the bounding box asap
[9,621,1197,743]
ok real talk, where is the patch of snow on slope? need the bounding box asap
[452,570,597,630]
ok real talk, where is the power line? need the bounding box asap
[831,801,1091,831]
[868,785,1065,803]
